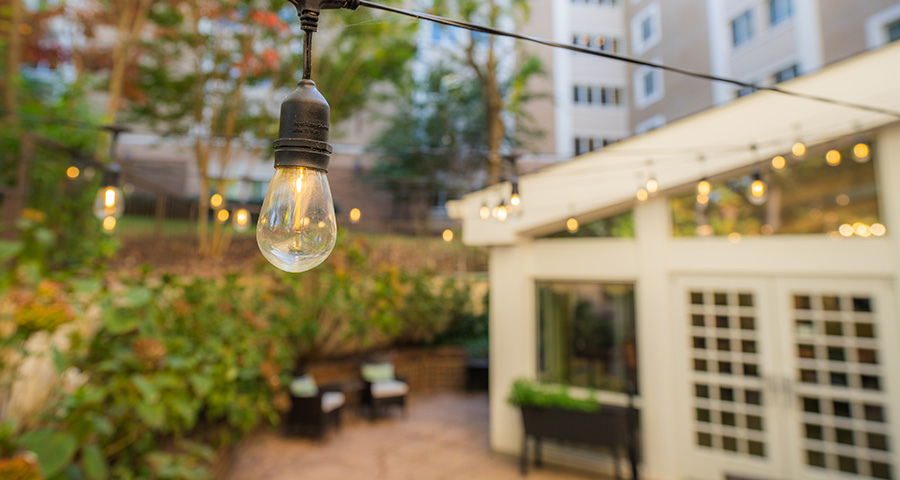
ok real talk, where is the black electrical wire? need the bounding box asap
[358,1,900,119]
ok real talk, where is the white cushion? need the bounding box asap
[321,391,346,413]
[289,375,318,397]
[371,380,409,398]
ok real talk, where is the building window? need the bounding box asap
[732,10,754,47]
[572,0,618,5]
[631,3,661,55]
[633,64,663,109]
[537,282,637,393]
[574,137,619,156]
[768,0,793,26]
[735,85,757,98]
[573,85,624,106]
[889,18,900,42]
[774,64,800,83]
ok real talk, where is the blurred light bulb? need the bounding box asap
[792,142,806,157]
[497,204,508,222]
[835,194,850,206]
[566,217,579,233]
[728,232,742,243]
[853,143,870,162]
[856,223,871,237]
[102,216,116,232]
[636,188,649,202]
[697,179,711,196]
[210,193,224,209]
[771,155,786,170]
[233,208,251,232]
[761,224,775,235]
[511,194,520,207]
[646,178,659,194]
[746,173,767,205]
[442,229,454,242]
[696,224,714,237]
[349,208,361,223]
[839,224,854,237]
[479,204,490,220]
[93,186,124,220]
[256,166,336,273]
[697,194,709,205]
[871,223,886,237]
[826,150,841,166]
[217,209,230,223]
[66,166,80,179]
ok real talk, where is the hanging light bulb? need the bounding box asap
[510,181,521,207]
[853,142,870,163]
[257,79,337,273]
[697,194,709,205]
[233,208,251,232]
[771,155,786,170]
[210,193,224,209]
[442,229,454,242]
[697,178,711,196]
[566,217,579,233]
[792,141,806,158]
[479,203,490,220]
[497,201,509,222]
[66,166,80,179]
[646,177,659,194]
[636,188,649,202]
[216,209,230,223]
[746,170,767,205]
[101,216,117,232]
[825,150,841,166]
[93,164,125,221]
[349,208,361,223]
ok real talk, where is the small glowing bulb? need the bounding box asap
[747,179,767,205]
[646,178,659,194]
[102,216,116,232]
[825,150,841,166]
[511,194,521,207]
[792,142,806,157]
[871,223,886,237]
[839,224,854,237]
[835,194,850,206]
[761,224,775,235]
[497,206,508,222]
[728,232,742,243]
[566,217,579,233]
[855,223,871,237]
[233,208,250,232]
[93,186,124,220]
[318,221,326,229]
[257,166,336,273]
[853,143,870,162]
[771,155,786,170]
[217,209,230,223]
[696,224,714,237]
[697,194,709,205]
[349,208,361,223]
[636,188,649,202]
[479,205,490,220]
[66,166,80,179]
[210,193,224,209]
[442,229,454,242]
[697,180,711,196]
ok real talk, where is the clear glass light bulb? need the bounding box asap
[233,208,251,232]
[747,179,767,205]
[257,167,336,273]
[93,186,124,220]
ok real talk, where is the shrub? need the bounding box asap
[507,378,599,413]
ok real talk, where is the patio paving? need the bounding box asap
[224,392,608,480]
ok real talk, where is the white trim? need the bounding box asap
[634,114,666,135]
[793,0,823,73]
[631,3,662,55]
[706,0,732,106]
[866,3,900,49]
[632,60,664,109]
[553,0,573,157]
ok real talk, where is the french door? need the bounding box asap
[673,276,899,480]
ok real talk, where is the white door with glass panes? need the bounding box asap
[673,276,899,480]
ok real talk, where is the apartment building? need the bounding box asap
[624,0,900,135]
[521,0,900,162]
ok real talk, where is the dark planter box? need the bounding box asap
[519,405,631,477]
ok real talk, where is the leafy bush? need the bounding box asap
[507,378,599,413]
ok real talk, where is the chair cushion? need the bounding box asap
[321,391,346,413]
[361,362,395,382]
[371,380,409,398]
[289,375,318,398]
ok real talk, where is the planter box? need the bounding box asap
[519,405,631,477]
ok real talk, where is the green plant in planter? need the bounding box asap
[507,378,599,413]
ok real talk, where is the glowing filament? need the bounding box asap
[771,156,786,170]
[442,229,454,242]
[750,180,765,198]
[104,188,117,208]
[66,166,80,179]
[102,216,116,231]
[697,180,711,196]
[566,218,579,233]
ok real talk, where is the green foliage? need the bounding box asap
[507,378,599,413]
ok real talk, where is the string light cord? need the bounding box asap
[358,1,900,119]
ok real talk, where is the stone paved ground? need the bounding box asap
[224,393,607,480]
